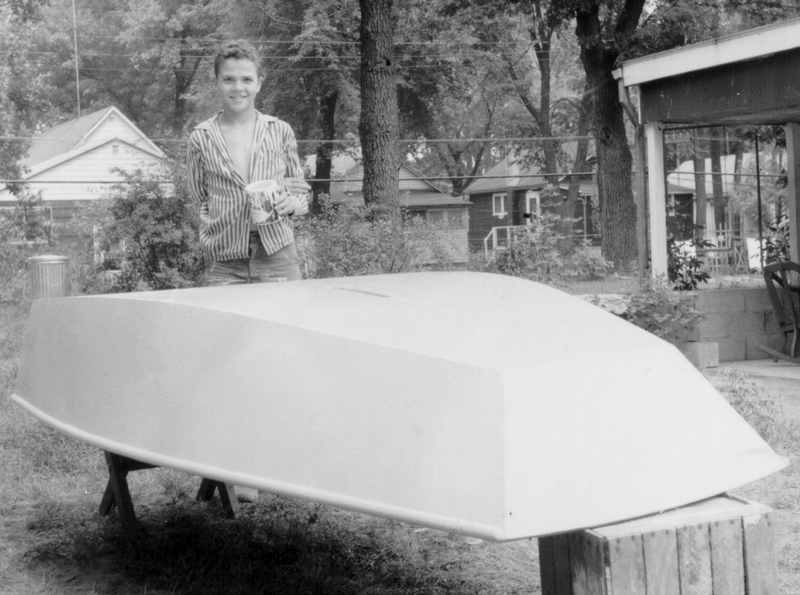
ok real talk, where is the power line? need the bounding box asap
[0,171,784,186]
[0,49,495,60]
[0,135,595,143]
[69,34,527,47]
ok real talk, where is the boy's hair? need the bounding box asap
[213,40,261,79]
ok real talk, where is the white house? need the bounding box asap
[0,106,165,240]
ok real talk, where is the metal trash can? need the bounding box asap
[28,254,70,300]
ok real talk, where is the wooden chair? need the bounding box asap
[762,261,800,362]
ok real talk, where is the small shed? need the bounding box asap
[614,16,800,276]
[0,106,165,241]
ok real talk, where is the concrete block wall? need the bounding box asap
[682,288,784,362]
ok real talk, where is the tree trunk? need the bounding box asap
[311,89,339,213]
[358,0,400,222]
[535,41,559,181]
[561,82,594,251]
[577,26,637,270]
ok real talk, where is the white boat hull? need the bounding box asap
[11,272,787,540]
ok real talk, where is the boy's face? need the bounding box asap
[216,58,262,115]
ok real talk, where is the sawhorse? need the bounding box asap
[99,451,240,542]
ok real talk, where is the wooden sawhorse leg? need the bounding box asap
[99,451,156,540]
[99,451,240,540]
[195,478,239,519]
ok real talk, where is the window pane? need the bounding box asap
[428,210,445,224]
[493,194,505,214]
[447,210,463,227]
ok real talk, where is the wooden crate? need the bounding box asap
[538,495,777,595]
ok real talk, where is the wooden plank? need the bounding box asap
[539,536,558,595]
[195,479,239,519]
[743,512,778,595]
[607,535,645,595]
[710,518,745,595]
[570,531,607,595]
[101,451,143,543]
[646,122,668,278]
[552,533,573,595]
[639,45,800,124]
[677,523,713,595]
[196,478,217,502]
[642,529,679,595]
[592,496,771,540]
[217,483,239,519]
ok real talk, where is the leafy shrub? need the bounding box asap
[667,236,711,290]
[487,213,565,284]
[488,214,612,284]
[296,198,452,278]
[612,278,702,346]
[563,242,614,281]
[764,218,791,265]
[74,164,206,292]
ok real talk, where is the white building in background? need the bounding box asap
[0,106,165,240]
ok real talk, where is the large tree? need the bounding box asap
[574,0,647,270]
[358,0,400,218]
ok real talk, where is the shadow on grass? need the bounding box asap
[23,493,495,595]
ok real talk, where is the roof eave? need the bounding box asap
[614,16,800,87]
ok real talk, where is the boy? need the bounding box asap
[187,40,310,283]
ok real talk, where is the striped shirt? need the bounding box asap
[186,111,308,261]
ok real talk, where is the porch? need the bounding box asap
[614,16,800,278]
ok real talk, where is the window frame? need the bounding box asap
[492,193,507,218]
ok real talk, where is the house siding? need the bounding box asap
[1,144,164,204]
[81,115,152,149]
[468,191,511,251]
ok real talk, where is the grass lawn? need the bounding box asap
[1,298,799,595]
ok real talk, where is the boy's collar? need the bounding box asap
[194,111,277,130]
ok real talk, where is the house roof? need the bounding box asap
[329,162,451,200]
[327,162,468,208]
[614,16,800,87]
[666,153,767,196]
[22,108,110,169]
[463,156,549,196]
[20,106,164,175]
[330,190,470,208]
[668,182,696,195]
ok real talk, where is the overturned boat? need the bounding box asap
[11,272,787,541]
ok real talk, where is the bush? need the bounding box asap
[612,278,702,346]
[74,164,206,292]
[667,236,711,290]
[296,198,452,278]
[764,218,791,265]
[487,214,564,284]
[488,214,612,284]
[563,242,614,281]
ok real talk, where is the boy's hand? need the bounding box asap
[284,178,311,195]
[275,179,311,217]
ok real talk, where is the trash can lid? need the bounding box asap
[27,254,69,264]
